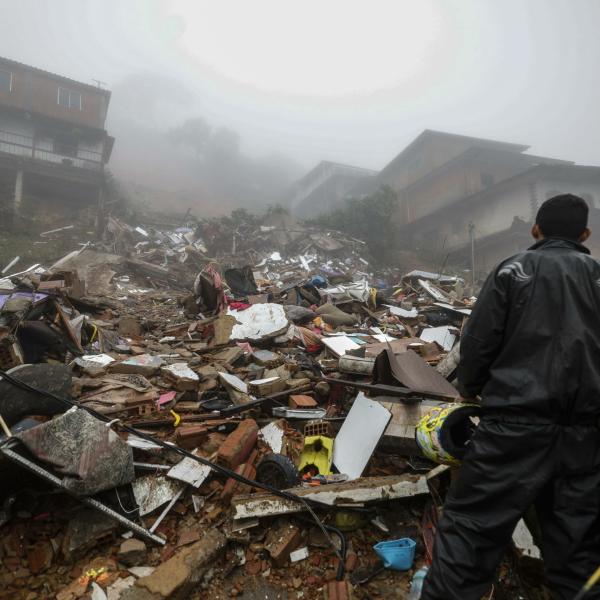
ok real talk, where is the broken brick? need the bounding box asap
[289,394,318,408]
[175,424,209,450]
[344,550,359,573]
[264,522,302,567]
[221,449,258,503]
[26,541,53,574]
[217,419,259,469]
[325,580,353,600]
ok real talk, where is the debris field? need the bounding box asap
[0,212,545,600]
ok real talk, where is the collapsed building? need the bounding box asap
[0,209,544,600]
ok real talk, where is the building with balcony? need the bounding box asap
[0,56,114,223]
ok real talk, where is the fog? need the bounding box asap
[2,0,600,214]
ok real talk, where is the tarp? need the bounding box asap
[16,408,135,496]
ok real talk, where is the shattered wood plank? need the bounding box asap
[231,474,429,519]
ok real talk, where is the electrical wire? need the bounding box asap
[0,368,346,576]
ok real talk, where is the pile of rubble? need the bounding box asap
[0,216,542,600]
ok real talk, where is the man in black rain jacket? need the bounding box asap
[422,194,600,600]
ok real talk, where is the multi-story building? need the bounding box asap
[376,130,600,273]
[289,160,377,218]
[0,56,114,223]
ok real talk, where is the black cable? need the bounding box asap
[297,515,347,581]
[0,368,345,565]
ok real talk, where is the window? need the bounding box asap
[57,87,82,110]
[53,133,78,157]
[0,69,12,92]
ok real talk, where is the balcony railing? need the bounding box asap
[0,129,103,171]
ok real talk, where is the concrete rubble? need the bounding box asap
[0,209,537,600]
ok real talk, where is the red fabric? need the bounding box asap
[229,301,251,311]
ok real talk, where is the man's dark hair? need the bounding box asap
[535,194,589,240]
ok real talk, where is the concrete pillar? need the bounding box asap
[14,169,23,212]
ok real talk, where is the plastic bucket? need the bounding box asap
[373,538,416,571]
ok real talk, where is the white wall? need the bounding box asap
[415,175,600,251]
[537,179,600,209]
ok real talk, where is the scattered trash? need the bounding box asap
[0,209,504,599]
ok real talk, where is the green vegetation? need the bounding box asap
[309,185,399,264]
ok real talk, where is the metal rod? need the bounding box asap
[149,488,184,533]
[1,446,166,546]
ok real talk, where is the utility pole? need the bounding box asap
[468,221,475,287]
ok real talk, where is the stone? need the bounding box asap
[118,539,147,567]
[122,528,226,600]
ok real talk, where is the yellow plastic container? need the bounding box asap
[298,435,334,475]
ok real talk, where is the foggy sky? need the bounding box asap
[2,0,600,183]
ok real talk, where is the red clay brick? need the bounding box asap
[344,550,358,573]
[27,541,53,574]
[325,580,352,600]
[221,449,258,502]
[217,419,258,469]
[264,522,301,567]
[289,394,318,408]
[175,424,208,450]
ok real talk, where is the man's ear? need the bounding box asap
[531,223,543,240]
[580,227,591,242]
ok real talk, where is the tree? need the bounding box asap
[312,185,399,263]
[168,118,212,157]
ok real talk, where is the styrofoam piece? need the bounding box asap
[333,392,391,480]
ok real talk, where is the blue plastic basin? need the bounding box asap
[373,537,416,571]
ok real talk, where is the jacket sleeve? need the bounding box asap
[458,268,509,398]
